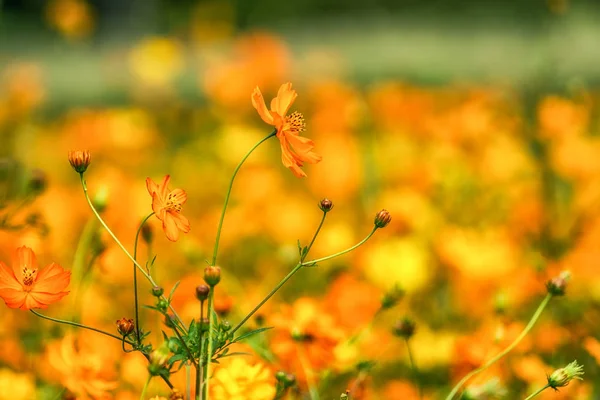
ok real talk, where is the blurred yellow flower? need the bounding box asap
[0,368,36,400]
[210,357,276,400]
[129,37,184,87]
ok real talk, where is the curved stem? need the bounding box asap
[31,310,135,346]
[445,294,553,400]
[301,226,378,266]
[197,300,205,400]
[211,130,276,266]
[204,290,215,400]
[133,212,155,343]
[78,174,187,334]
[301,211,327,262]
[140,376,151,400]
[231,263,303,335]
[524,384,550,400]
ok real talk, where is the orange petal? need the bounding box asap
[152,193,166,216]
[279,138,307,178]
[13,246,37,282]
[252,87,275,125]
[162,214,180,242]
[22,293,46,310]
[171,212,191,233]
[270,83,297,117]
[0,261,21,291]
[29,291,70,308]
[284,132,322,164]
[158,175,171,199]
[146,177,159,196]
[0,288,27,309]
[169,188,188,205]
[34,263,71,293]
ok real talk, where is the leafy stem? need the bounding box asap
[133,212,155,343]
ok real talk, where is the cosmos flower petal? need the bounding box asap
[13,246,37,282]
[171,212,191,233]
[29,291,70,309]
[0,261,21,291]
[146,177,159,196]
[252,87,275,125]
[0,288,27,309]
[169,188,187,205]
[270,83,297,117]
[284,132,323,164]
[34,263,71,293]
[162,214,181,242]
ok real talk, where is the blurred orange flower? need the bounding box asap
[0,246,70,310]
[252,83,322,178]
[210,356,276,400]
[146,175,191,242]
[47,335,118,399]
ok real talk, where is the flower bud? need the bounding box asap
[340,391,350,400]
[380,284,404,310]
[547,360,584,389]
[164,314,176,329]
[149,342,170,368]
[275,371,286,382]
[221,320,231,331]
[116,318,135,336]
[393,317,416,340]
[152,286,164,297]
[68,150,91,174]
[169,389,184,400]
[27,169,47,195]
[374,209,392,228]
[284,373,296,386]
[546,270,571,296]
[319,198,334,212]
[195,284,210,301]
[204,266,221,287]
[141,223,153,244]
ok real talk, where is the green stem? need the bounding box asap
[133,212,155,343]
[168,314,198,367]
[197,300,205,400]
[405,339,422,399]
[140,376,151,400]
[445,294,553,400]
[70,217,97,320]
[205,290,215,400]
[524,384,550,400]
[301,226,378,266]
[211,130,276,266]
[79,174,187,334]
[231,263,303,335]
[186,362,192,400]
[31,310,135,346]
[301,211,327,262]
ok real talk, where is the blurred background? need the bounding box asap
[1,0,600,399]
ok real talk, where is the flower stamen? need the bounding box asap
[22,267,37,287]
[286,111,306,133]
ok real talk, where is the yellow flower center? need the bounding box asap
[286,111,306,133]
[165,192,182,212]
[22,267,37,287]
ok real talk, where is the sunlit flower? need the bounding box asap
[146,175,191,242]
[47,335,118,399]
[252,83,322,178]
[210,356,276,400]
[0,246,70,310]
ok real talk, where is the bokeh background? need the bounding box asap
[2,0,600,399]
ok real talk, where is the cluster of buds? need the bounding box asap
[68,150,91,174]
[275,371,297,390]
[148,342,171,376]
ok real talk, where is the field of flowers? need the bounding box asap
[1,1,600,399]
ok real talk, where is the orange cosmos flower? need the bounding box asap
[0,246,70,310]
[252,82,322,178]
[146,175,191,242]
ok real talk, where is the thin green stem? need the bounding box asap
[186,362,192,400]
[524,384,550,400]
[205,290,215,400]
[31,310,135,346]
[133,212,155,343]
[70,217,97,320]
[301,226,379,266]
[445,294,553,400]
[231,263,303,335]
[301,211,327,262]
[168,315,198,367]
[405,339,422,399]
[79,174,187,334]
[211,130,276,266]
[197,300,205,400]
[140,376,151,400]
